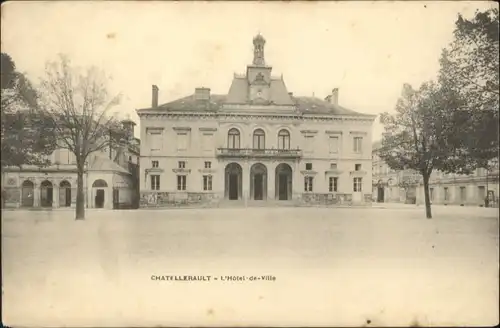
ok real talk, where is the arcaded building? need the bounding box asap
[1,119,140,210]
[137,34,376,207]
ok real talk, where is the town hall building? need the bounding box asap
[136,34,376,207]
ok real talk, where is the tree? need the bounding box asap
[439,8,499,171]
[37,55,124,220]
[379,82,466,218]
[1,53,57,168]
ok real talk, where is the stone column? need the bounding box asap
[293,161,301,201]
[33,182,40,207]
[53,185,59,208]
[242,161,250,202]
[268,163,275,200]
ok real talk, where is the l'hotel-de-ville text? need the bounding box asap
[151,275,277,282]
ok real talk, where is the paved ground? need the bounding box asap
[2,206,499,327]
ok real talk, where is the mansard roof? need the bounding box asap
[292,96,371,116]
[137,93,372,117]
[155,94,227,112]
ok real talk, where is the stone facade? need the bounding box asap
[415,166,499,207]
[371,141,419,204]
[1,120,140,210]
[137,34,376,208]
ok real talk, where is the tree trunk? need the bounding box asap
[422,173,432,219]
[76,165,85,220]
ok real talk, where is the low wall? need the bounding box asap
[140,191,220,208]
[297,193,373,206]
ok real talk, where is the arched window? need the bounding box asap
[253,129,266,150]
[227,128,240,149]
[278,129,290,150]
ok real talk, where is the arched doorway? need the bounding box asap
[225,163,242,200]
[92,179,108,208]
[21,180,34,207]
[250,163,267,200]
[40,180,53,207]
[275,163,293,200]
[59,180,72,207]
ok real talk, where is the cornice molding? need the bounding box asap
[198,168,217,174]
[300,170,318,176]
[173,127,192,132]
[138,111,375,123]
[325,169,343,176]
[199,127,218,132]
[172,168,191,175]
[300,130,318,135]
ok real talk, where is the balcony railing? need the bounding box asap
[216,148,302,159]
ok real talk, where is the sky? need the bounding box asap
[1,1,496,140]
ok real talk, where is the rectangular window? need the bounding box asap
[304,135,314,153]
[148,129,163,151]
[355,164,362,171]
[330,163,338,170]
[150,175,160,190]
[329,136,339,154]
[178,161,186,169]
[203,175,213,191]
[177,132,188,151]
[430,188,434,201]
[460,186,466,201]
[177,175,186,191]
[444,187,449,201]
[204,161,211,169]
[353,137,363,153]
[353,177,362,192]
[329,177,338,192]
[305,163,313,170]
[304,176,313,192]
[152,160,159,168]
[202,134,214,151]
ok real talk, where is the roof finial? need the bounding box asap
[253,32,266,66]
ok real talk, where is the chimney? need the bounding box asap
[152,85,159,108]
[195,87,211,101]
[330,88,339,106]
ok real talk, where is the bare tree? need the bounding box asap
[38,55,124,219]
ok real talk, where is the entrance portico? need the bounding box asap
[223,161,294,202]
